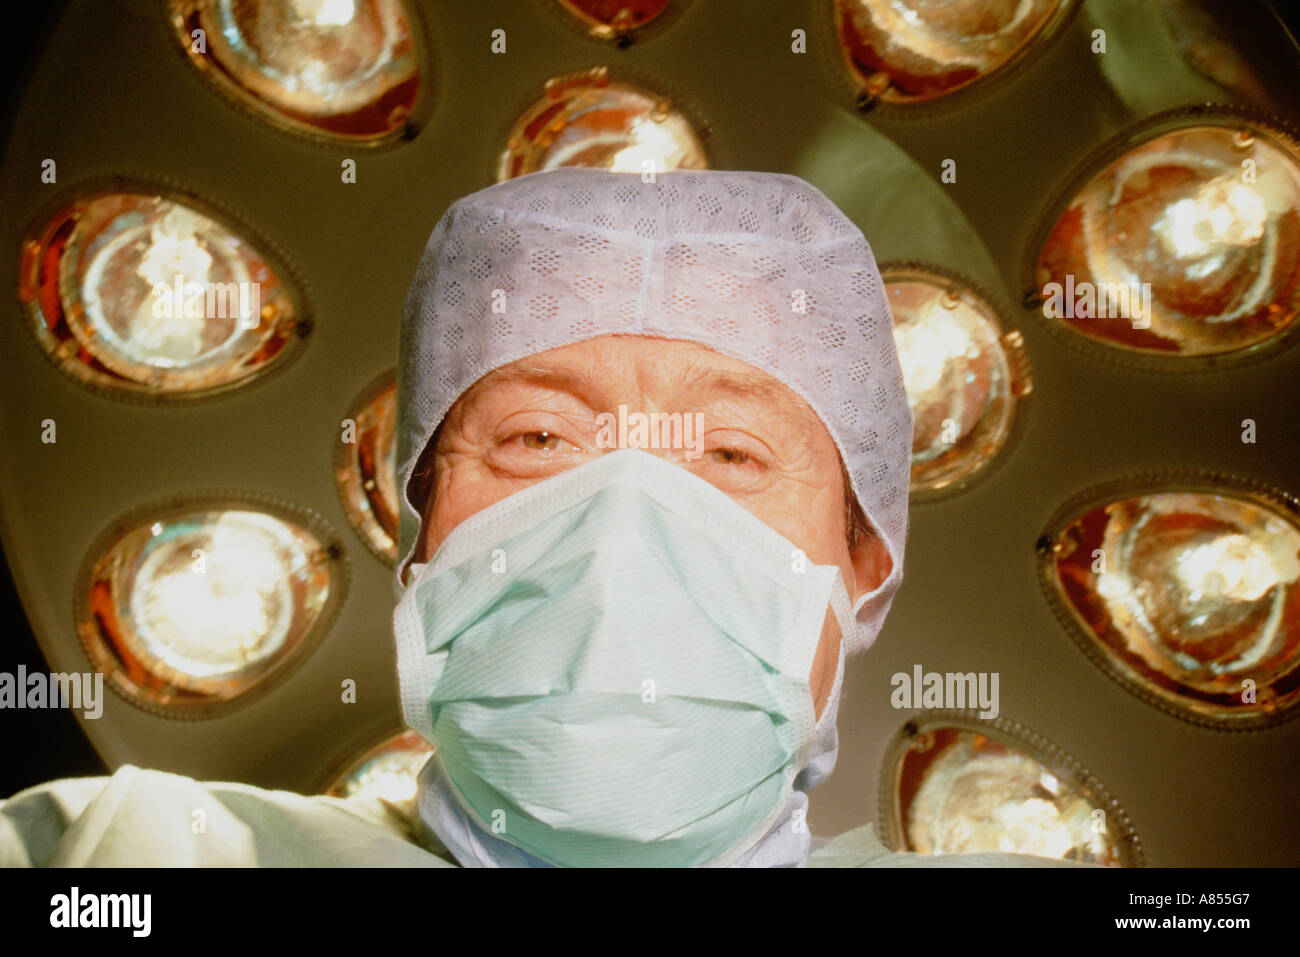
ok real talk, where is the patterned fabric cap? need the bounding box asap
[395,167,912,657]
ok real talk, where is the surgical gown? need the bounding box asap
[0,765,1098,867]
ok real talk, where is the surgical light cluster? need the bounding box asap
[8,0,1296,866]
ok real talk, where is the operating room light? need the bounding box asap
[169,0,421,142]
[883,265,1029,495]
[497,68,708,180]
[334,371,399,563]
[75,501,346,717]
[1040,483,1300,728]
[1033,118,1300,358]
[833,0,1070,105]
[18,190,305,400]
[325,730,434,807]
[885,722,1133,865]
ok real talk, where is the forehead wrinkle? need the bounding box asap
[456,361,610,419]
[671,361,817,436]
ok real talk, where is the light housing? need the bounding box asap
[324,729,433,807]
[832,0,1075,108]
[1028,107,1300,366]
[334,370,399,564]
[167,0,428,145]
[1037,472,1300,729]
[18,185,309,402]
[497,67,708,181]
[73,492,348,719]
[880,712,1142,866]
[881,263,1031,496]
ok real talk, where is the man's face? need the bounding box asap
[415,334,893,719]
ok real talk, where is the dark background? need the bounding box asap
[1,0,106,797]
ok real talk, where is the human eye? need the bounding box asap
[706,446,755,466]
[514,430,565,451]
[693,432,772,492]
[700,428,770,469]
[486,416,592,478]
[502,429,583,454]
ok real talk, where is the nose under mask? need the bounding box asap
[393,448,856,867]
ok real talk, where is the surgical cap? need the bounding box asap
[395,167,912,657]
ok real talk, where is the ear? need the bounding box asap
[848,532,893,604]
[412,499,433,564]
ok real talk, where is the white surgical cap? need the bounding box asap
[395,167,912,657]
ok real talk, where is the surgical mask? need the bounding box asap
[413,630,848,869]
[393,447,856,868]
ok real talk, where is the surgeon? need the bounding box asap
[0,168,1092,868]
[391,165,917,869]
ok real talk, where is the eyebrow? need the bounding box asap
[462,362,608,410]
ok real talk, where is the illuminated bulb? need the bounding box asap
[335,374,400,561]
[76,501,343,714]
[326,732,434,805]
[144,570,271,663]
[1173,533,1280,603]
[893,299,973,398]
[993,797,1073,859]
[123,211,221,360]
[291,0,357,27]
[1038,770,1061,796]
[352,763,418,804]
[608,116,685,174]
[1155,175,1269,259]
[132,514,300,678]
[1096,569,1130,600]
[135,209,214,289]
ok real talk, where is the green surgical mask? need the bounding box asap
[394,448,855,867]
